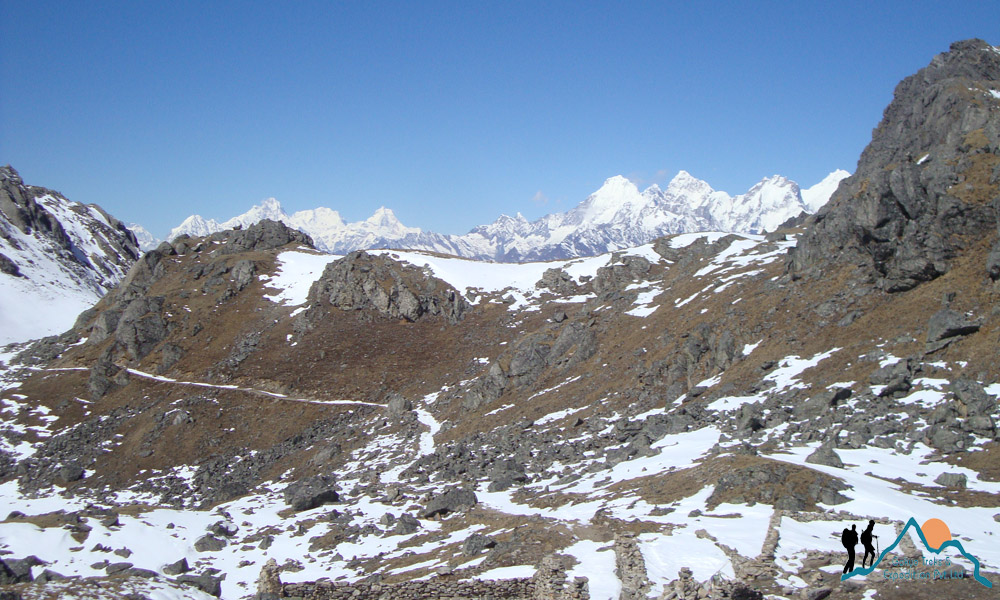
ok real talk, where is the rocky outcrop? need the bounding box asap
[306,251,468,324]
[707,459,850,510]
[219,218,313,255]
[789,39,1000,291]
[460,319,597,411]
[537,267,580,295]
[593,255,651,298]
[0,251,20,276]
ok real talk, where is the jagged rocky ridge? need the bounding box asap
[790,39,1000,292]
[0,40,999,600]
[0,166,140,344]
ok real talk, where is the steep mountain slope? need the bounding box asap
[0,166,140,345]
[163,169,847,262]
[1,40,998,600]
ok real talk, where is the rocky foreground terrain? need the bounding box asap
[1,39,1000,600]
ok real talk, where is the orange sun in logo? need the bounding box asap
[922,518,952,550]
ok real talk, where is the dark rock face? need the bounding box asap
[307,251,468,324]
[1,166,75,253]
[0,557,35,584]
[789,39,1000,292]
[0,252,21,276]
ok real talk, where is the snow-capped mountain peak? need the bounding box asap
[127,222,161,252]
[161,168,848,262]
[224,197,288,229]
[801,169,851,212]
[288,206,346,232]
[169,214,220,240]
[571,175,645,225]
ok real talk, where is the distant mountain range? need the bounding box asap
[143,170,850,261]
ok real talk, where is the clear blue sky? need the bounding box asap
[2,1,998,238]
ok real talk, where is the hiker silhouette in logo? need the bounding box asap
[842,524,858,573]
[861,520,878,568]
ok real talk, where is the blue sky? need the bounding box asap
[2,1,998,238]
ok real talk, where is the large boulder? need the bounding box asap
[926,308,982,344]
[283,475,340,512]
[175,573,223,597]
[419,487,478,519]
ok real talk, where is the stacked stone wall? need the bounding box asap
[282,577,534,600]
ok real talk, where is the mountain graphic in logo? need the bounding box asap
[842,517,992,588]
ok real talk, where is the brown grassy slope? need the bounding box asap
[5,219,999,495]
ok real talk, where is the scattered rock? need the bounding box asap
[56,463,85,484]
[0,558,34,584]
[125,567,159,579]
[208,520,238,537]
[386,394,413,418]
[803,588,832,600]
[392,513,420,535]
[34,569,66,583]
